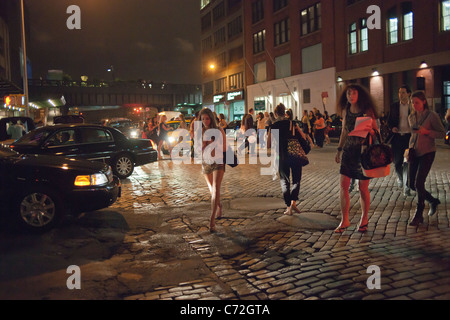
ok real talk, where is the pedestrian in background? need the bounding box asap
[387,84,413,196]
[199,108,227,233]
[157,114,172,160]
[314,113,326,148]
[334,84,379,233]
[257,112,266,148]
[268,103,308,215]
[218,113,227,130]
[407,91,445,226]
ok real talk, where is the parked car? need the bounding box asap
[328,113,343,138]
[0,117,36,146]
[105,118,141,139]
[9,124,158,179]
[0,146,120,232]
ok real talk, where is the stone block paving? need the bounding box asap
[121,143,450,300]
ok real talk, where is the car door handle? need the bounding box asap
[69,148,79,152]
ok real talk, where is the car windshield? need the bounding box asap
[13,128,53,146]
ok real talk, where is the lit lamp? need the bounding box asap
[371,68,379,76]
[420,61,428,69]
[337,76,343,82]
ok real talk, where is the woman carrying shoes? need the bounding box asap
[199,108,227,232]
[407,91,445,226]
[335,84,379,233]
[268,103,307,215]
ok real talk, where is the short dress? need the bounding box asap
[340,109,371,180]
[201,137,225,175]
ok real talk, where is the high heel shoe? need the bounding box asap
[428,199,440,217]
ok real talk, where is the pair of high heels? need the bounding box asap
[334,223,368,233]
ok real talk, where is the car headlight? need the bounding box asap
[168,136,175,144]
[74,173,109,186]
[129,130,138,138]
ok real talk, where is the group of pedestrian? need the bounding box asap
[334,84,445,232]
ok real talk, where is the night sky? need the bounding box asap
[26,0,202,84]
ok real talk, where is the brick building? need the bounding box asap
[202,0,450,119]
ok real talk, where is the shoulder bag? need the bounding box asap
[287,121,309,166]
[361,130,393,178]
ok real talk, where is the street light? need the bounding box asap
[107,65,115,82]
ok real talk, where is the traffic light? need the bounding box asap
[4,95,16,107]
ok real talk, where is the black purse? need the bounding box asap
[223,146,238,168]
[287,121,309,166]
[361,130,393,178]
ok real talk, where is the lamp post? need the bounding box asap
[107,65,115,82]
[20,0,29,116]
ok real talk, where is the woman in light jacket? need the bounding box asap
[407,91,446,226]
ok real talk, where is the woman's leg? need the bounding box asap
[358,179,370,230]
[410,153,436,224]
[157,140,164,159]
[290,163,303,213]
[336,175,351,232]
[208,169,225,231]
[278,161,292,213]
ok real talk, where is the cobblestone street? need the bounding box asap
[1,141,449,301]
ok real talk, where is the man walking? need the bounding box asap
[387,85,412,196]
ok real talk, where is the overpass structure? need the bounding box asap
[26,79,202,121]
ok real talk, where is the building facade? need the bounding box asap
[201,0,246,121]
[205,0,450,121]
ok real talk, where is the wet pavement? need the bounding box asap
[0,140,449,301]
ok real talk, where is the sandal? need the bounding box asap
[358,224,368,233]
[334,226,348,233]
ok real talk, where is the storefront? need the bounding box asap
[213,90,245,122]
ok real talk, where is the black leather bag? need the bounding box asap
[361,131,393,177]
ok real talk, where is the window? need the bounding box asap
[360,19,368,51]
[254,61,267,83]
[274,18,290,46]
[275,54,291,79]
[213,2,225,22]
[349,22,357,54]
[47,130,77,146]
[81,129,112,143]
[201,12,211,31]
[215,77,227,93]
[204,82,214,96]
[201,0,211,10]
[214,27,226,47]
[442,0,450,31]
[228,16,242,38]
[302,43,322,73]
[402,2,413,40]
[300,3,321,36]
[216,52,227,68]
[387,7,399,44]
[229,72,243,89]
[252,0,264,24]
[253,29,266,54]
[273,0,287,12]
[202,36,212,54]
[303,89,311,104]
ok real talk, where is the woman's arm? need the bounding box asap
[335,110,348,163]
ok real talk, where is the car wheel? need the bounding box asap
[15,188,64,232]
[113,153,134,179]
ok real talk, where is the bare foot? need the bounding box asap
[216,203,223,219]
[283,207,293,216]
[291,201,301,213]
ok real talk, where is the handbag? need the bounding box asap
[361,130,393,178]
[287,121,309,166]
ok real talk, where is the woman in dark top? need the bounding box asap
[268,103,308,215]
[335,84,379,233]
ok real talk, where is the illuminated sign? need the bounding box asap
[227,91,243,101]
[213,95,224,103]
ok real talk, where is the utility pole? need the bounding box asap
[20,0,29,116]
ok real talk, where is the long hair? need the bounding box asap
[199,108,218,130]
[411,91,429,113]
[337,83,379,118]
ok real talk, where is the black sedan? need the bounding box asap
[9,124,158,179]
[0,147,120,232]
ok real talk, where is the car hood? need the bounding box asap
[12,153,107,173]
